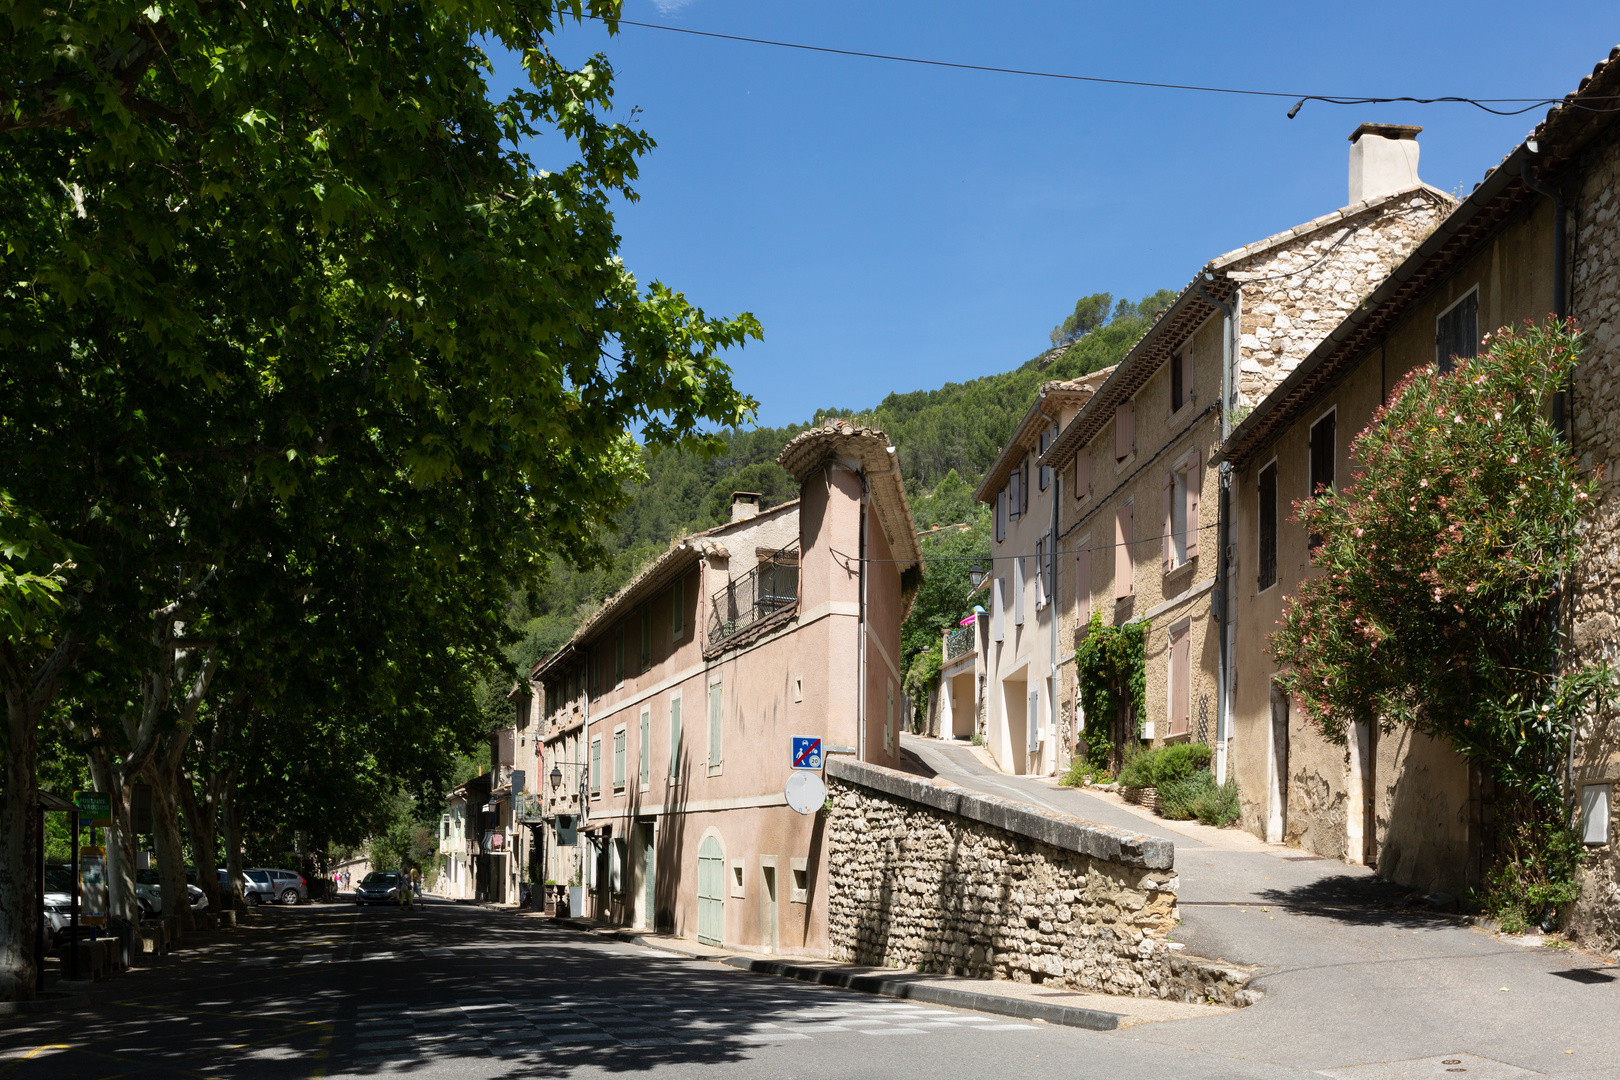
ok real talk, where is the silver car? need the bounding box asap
[134,868,207,918]
[247,867,308,905]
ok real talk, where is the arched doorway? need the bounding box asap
[697,834,725,946]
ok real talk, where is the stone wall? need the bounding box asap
[824,758,1256,1004]
[1228,190,1451,408]
[1568,129,1620,953]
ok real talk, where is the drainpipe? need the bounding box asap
[1198,276,1237,785]
[1520,158,1576,814]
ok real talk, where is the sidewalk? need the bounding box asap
[530,914,1233,1031]
[901,733,1620,1077]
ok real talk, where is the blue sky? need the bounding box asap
[492,3,1617,428]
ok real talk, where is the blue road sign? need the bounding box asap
[791,737,823,770]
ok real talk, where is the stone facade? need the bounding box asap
[1568,130,1620,953]
[1227,191,1450,408]
[824,758,1256,1004]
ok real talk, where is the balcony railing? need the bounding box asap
[945,626,975,661]
[709,541,800,647]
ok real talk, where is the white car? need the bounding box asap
[135,868,207,918]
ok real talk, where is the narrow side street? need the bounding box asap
[903,734,1620,1077]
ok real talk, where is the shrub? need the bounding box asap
[1116,742,1155,788]
[1157,770,1240,825]
[1150,742,1211,785]
[1059,758,1112,787]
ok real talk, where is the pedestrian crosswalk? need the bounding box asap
[342,992,1037,1066]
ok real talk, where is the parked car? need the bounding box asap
[42,863,74,949]
[134,868,207,918]
[353,871,402,905]
[246,867,308,905]
[216,868,275,906]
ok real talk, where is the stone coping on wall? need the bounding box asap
[825,757,1174,871]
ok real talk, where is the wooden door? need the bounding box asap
[697,835,724,946]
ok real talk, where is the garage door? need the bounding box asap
[697,835,724,946]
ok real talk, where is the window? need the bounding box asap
[708,679,723,772]
[1075,538,1092,626]
[1074,450,1090,500]
[1035,537,1046,608]
[1309,411,1336,551]
[1038,430,1052,490]
[614,626,624,687]
[1114,503,1134,600]
[639,708,650,789]
[1258,460,1278,591]
[672,576,685,641]
[1162,449,1201,572]
[640,606,652,672]
[996,490,1007,542]
[1435,289,1479,375]
[1013,554,1025,626]
[613,727,626,792]
[730,860,745,898]
[1114,401,1135,461]
[590,736,602,797]
[1009,465,1022,521]
[669,694,683,781]
[1167,623,1191,737]
[1172,341,1193,413]
[1581,784,1612,845]
[790,857,809,903]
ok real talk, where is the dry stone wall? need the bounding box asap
[825,758,1256,1004]
[1228,190,1450,408]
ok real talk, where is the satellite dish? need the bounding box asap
[785,771,827,815]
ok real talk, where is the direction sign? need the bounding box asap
[790,737,822,771]
[74,790,112,827]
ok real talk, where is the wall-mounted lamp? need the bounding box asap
[968,561,986,589]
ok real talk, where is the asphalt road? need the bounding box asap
[903,733,1620,1078]
[0,901,1324,1080]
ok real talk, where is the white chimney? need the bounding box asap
[730,492,761,523]
[1348,123,1422,205]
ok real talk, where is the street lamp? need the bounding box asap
[549,763,563,791]
[969,560,986,589]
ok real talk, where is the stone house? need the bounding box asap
[1214,49,1620,919]
[1038,127,1451,779]
[528,421,920,955]
[437,784,475,900]
[968,373,1111,776]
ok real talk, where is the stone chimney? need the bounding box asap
[730,492,761,523]
[1348,123,1422,204]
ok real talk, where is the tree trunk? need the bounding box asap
[145,743,194,933]
[0,684,42,1001]
[177,762,220,914]
[84,745,141,947]
[222,769,246,914]
[0,631,81,1002]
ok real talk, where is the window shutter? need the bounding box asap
[996,490,1007,542]
[1115,505,1134,599]
[1115,401,1134,461]
[1162,470,1174,574]
[1169,628,1191,735]
[1034,539,1046,608]
[614,728,626,789]
[1013,556,1025,625]
[590,738,601,796]
[1186,449,1201,560]
[1075,450,1090,499]
[639,709,650,787]
[669,697,683,780]
[992,576,1005,642]
[1076,545,1091,626]
[708,681,723,769]
[1020,460,1030,517]
[1009,467,1021,520]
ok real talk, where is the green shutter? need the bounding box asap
[590,738,601,796]
[639,709,650,787]
[613,728,626,790]
[708,681,723,769]
[669,697,682,780]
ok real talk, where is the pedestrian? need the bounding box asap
[410,865,423,909]
[398,867,412,910]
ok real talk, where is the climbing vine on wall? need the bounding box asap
[1075,609,1148,765]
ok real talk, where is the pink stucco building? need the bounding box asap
[529,421,920,955]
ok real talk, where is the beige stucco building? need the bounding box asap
[528,421,919,955]
[968,374,1109,775]
[1038,128,1449,778]
[1215,52,1620,921]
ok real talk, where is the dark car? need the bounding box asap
[353,871,402,905]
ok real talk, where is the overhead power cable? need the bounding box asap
[589,16,1620,118]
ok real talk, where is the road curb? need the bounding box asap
[715,956,1128,1031]
[546,918,1128,1031]
[0,990,92,1016]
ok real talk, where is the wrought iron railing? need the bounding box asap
[709,541,800,646]
[945,626,975,660]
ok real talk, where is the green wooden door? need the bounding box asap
[697,835,724,946]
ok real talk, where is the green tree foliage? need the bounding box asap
[1049,292,1113,348]
[1075,611,1149,770]
[1269,320,1611,921]
[0,0,758,999]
